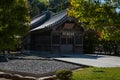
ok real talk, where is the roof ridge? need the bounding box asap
[51,10,67,17]
[32,10,51,20]
[30,10,68,32]
[42,10,67,24]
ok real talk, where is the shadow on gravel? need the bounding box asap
[21,52,104,59]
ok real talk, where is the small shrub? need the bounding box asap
[56,69,72,80]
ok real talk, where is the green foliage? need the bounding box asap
[56,69,73,80]
[69,0,114,29]
[29,0,47,17]
[73,67,120,80]
[48,0,70,12]
[68,0,120,55]
[29,0,70,16]
[84,29,100,53]
[38,0,49,5]
[0,0,30,51]
[68,0,120,39]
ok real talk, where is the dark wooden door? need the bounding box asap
[61,37,74,53]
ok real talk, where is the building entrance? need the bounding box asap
[60,37,74,53]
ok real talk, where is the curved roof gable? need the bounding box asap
[30,10,67,32]
[31,11,51,29]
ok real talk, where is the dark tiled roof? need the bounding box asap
[30,10,67,32]
[31,11,51,29]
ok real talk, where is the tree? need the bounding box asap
[84,29,100,54]
[29,0,47,17]
[48,0,70,12]
[68,0,120,55]
[0,0,30,52]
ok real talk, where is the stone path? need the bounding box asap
[54,54,120,67]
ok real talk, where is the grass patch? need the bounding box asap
[73,67,120,80]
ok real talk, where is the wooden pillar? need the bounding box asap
[73,34,75,53]
[82,35,84,53]
[59,31,62,53]
[50,32,53,53]
[74,32,76,53]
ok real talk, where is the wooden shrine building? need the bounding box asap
[23,10,84,53]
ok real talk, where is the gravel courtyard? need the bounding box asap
[0,59,81,76]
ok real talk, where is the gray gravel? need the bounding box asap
[0,59,80,75]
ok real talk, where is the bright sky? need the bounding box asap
[100,0,120,13]
[116,7,120,13]
[100,0,106,3]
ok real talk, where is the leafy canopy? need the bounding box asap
[68,0,120,42]
[0,0,30,50]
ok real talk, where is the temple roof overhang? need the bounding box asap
[30,10,84,33]
[30,10,67,32]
